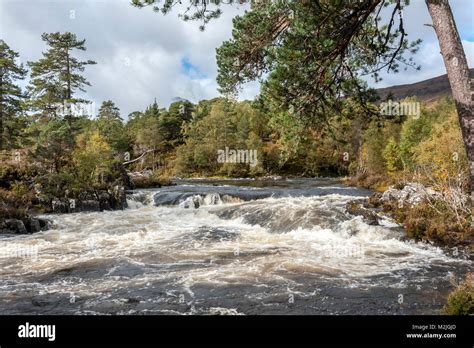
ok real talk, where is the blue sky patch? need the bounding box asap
[181,57,208,80]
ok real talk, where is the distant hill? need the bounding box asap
[375,68,473,103]
[171,97,189,104]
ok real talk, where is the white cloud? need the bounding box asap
[1,0,472,117]
[367,39,474,89]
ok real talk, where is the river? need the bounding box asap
[0,178,471,314]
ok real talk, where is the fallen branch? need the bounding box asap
[122,149,157,165]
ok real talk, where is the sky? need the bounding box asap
[1,0,473,118]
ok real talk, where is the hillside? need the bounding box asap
[376,68,474,103]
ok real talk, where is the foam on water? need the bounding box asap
[0,184,470,314]
[0,195,465,281]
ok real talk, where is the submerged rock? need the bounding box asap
[0,217,50,235]
[4,219,27,234]
[345,201,380,225]
[24,217,41,233]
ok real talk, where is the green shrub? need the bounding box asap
[0,164,38,190]
[383,199,470,245]
[444,273,474,315]
[382,137,402,173]
[0,188,30,220]
[130,171,172,188]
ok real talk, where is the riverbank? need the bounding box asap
[0,185,128,235]
[0,166,176,234]
[345,177,473,249]
[0,188,50,234]
[2,169,472,250]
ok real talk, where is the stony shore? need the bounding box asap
[0,185,127,235]
[346,182,473,249]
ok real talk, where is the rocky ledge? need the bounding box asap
[0,216,51,235]
[1,185,127,235]
[49,185,127,213]
[379,182,442,206]
[346,183,442,225]
[346,182,472,248]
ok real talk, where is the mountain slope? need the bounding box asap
[375,68,473,103]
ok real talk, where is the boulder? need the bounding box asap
[48,186,127,214]
[77,191,97,201]
[38,218,50,230]
[346,201,380,225]
[97,192,111,210]
[24,218,41,233]
[106,185,126,210]
[0,219,11,234]
[380,183,440,207]
[5,219,28,234]
[80,200,101,212]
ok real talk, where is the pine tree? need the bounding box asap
[27,32,96,124]
[98,100,122,123]
[97,100,128,153]
[144,99,160,119]
[33,118,74,173]
[0,40,27,150]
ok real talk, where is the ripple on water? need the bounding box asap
[0,180,471,314]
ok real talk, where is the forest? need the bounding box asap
[1,30,471,243]
[0,0,472,317]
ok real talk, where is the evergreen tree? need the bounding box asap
[126,100,165,170]
[144,99,160,119]
[97,100,128,153]
[0,40,27,150]
[158,100,195,150]
[27,32,96,123]
[33,118,74,173]
[98,100,122,123]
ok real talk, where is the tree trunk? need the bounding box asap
[0,105,3,151]
[426,0,474,221]
[65,45,72,126]
[0,75,3,150]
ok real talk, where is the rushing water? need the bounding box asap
[0,178,471,315]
